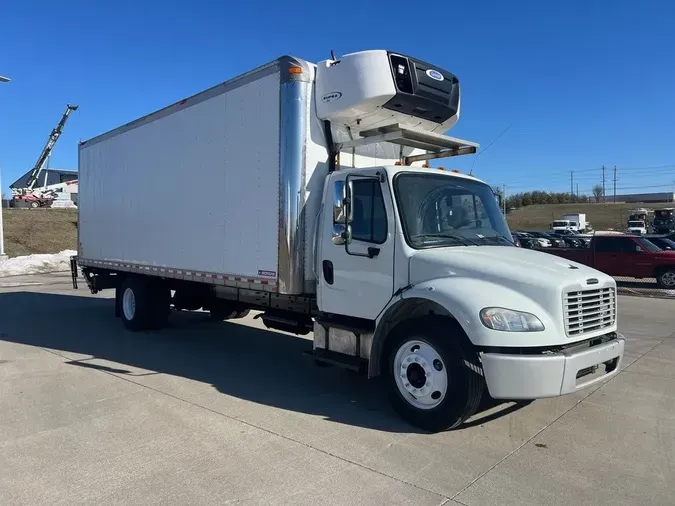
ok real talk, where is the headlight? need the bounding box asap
[480,307,545,332]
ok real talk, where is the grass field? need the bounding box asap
[2,209,78,257]
[506,202,674,232]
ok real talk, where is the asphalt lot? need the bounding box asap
[1,272,674,505]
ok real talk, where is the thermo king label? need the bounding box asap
[258,270,277,278]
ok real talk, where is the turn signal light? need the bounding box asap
[288,65,303,74]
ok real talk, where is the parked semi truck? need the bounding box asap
[653,208,675,234]
[71,50,625,431]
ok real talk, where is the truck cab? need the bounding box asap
[551,219,576,232]
[313,158,624,430]
[627,220,647,235]
[654,208,675,234]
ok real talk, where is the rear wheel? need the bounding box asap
[384,317,484,432]
[208,301,250,321]
[118,276,169,331]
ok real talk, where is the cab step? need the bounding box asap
[303,349,367,373]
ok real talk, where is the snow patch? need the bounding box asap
[0,250,77,277]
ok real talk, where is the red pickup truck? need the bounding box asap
[546,234,675,288]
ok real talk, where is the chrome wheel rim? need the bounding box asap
[393,339,448,410]
[122,287,136,320]
[662,271,675,287]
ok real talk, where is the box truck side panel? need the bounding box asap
[79,70,281,283]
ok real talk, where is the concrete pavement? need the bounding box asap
[0,272,673,505]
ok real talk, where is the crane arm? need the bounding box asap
[24,104,79,191]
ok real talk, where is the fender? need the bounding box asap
[368,277,557,378]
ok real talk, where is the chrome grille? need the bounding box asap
[564,287,616,337]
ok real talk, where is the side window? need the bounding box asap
[595,237,633,252]
[350,180,388,244]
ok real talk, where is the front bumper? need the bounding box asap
[481,333,625,399]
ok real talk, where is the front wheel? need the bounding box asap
[384,317,484,432]
[656,269,675,289]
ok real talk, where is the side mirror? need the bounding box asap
[333,181,346,224]
[332,224,352,245]
[635,245,643,252]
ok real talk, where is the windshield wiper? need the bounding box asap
[468,234,517,246]
[414,233,479,246]
[494,234,517,246]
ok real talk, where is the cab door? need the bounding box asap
[593,236,649,277]
[316,169,396,321]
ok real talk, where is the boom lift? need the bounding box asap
[12,104,78,208]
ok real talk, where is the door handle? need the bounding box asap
[322,260,334,285]
[368,247,380,258]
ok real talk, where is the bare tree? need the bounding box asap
[592,184,604,203]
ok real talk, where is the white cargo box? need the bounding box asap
[77,56,422,295]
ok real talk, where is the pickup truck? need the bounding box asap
[547,234,675,288]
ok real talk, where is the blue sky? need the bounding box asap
[1,0,673,197]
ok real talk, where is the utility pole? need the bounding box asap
[613,165,617,203]
[601,165,606,203]
[502,184,506,215]
[0,76,9,260]
[570,170,574,197]
[576,183,579,198]
[0,169,6,260]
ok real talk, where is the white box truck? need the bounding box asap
[71,50,625,432]
[562,213,587,232]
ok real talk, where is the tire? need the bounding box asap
[208,302,249,321]
[30,201,40,209]
[656,269,675,289]
[383,316,484,432]
[118,277,169,331]
[208,304,238,321]
[148,283,171,329]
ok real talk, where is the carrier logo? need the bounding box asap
[426,69,444,82]
[322,91,342,103]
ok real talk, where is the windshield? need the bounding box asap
[655,210,674,218]
[650,238,675,250]
[393,173,512,248]
[628,221,644,227]
[552,221,571,227]
[636,237,662,252]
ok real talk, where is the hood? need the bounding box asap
[409,246,613,308]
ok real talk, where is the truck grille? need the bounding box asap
[564,287,616,337]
